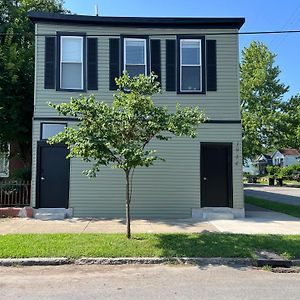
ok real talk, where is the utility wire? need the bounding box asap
[1,29,300,37]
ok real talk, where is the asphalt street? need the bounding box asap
[0,265,299,299]
[244,184,300,206]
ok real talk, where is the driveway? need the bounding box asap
[244,184,300,206]
[1,265,300,300]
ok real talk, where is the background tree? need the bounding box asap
[274,94,300,149]
[0,0,68,159]
[49,73,206,238]
[240,41,289,159]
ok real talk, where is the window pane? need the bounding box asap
[42,123,66,140]
[126,65,146,77]
[181,40,201,65]
[181,66,201,91]
[61,37,82,62]
[61,63,82,89]
[125,40,145,64]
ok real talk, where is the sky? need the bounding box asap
[64,0,300,99]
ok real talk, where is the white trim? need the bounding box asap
[124,38,147,76]
[60,36,84,90]
[180,39,202,92]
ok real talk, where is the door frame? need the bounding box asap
[200,142,233,208]
[35,141,70,209]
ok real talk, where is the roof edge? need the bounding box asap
[28,12,245,29]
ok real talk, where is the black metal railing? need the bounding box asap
[0,180,31,207]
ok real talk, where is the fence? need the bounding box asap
[0,180,31,207]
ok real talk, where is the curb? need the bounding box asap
[0,257,298,267]
[0,258,72,266]
[75,257,253,266]
[0,257,252,267]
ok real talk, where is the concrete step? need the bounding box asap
[33,208,68,220]
[192,207,238,220]
[202,212,234,220]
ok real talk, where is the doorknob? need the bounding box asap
[203,177,208,181]
[41,177,45,181]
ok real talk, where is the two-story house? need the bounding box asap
[28,12,245,219]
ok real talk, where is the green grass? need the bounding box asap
[245,195,300,218]
[0,233,299,259]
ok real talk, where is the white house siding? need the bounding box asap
[31,22,243,218]
[272,151,299,167]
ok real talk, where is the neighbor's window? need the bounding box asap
[60,36,83,90]
[180,39,202,92]
[124,38,147,77]
[0,145,9,177]
[41,123,67,140]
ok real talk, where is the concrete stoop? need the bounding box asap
[192,207,245,220]
[33,208,73,220]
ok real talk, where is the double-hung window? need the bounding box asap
[124,38,147,77]
[179,38,203,92]
[60,36,84,90]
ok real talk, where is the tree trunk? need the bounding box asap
[125,170,131,239]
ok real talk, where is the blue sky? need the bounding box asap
[65,0,300,99]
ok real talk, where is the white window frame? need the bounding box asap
[60,36,84,90]
[124,38,147,76]
[180,39,202,92]
[0,144,10,178]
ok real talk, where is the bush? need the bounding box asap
[11,167,31,181]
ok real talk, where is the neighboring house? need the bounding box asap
[28,12,245,219]
[272,148,300,167]
[0,149,9,178]
[252,154,272,175]
[0,143,26,180]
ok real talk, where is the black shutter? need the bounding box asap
[206,40,217,91]
[44,37,56,89]
[87,38,98,90]
[150,39,161,85]
[109,38,120,90]
[166,40,176,91]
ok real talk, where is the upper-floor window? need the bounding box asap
[124,38,147,77]
[179,39,202,92]
[60,36,84,90]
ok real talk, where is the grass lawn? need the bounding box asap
[0,233,299,259]
[245,195,300,218]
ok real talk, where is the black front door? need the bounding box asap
[37,142,70,208]
[201,143,232,207]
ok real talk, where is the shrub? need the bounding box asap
[11,167,31,181]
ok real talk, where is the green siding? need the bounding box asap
[31,22,243,218]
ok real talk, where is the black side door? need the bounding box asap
[36,142,70,208]
[201,143,233,207]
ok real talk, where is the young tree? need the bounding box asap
[0,0,68,159]
[49,73,206,238]
[240,41,289,159]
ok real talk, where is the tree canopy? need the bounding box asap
[49,73,206,237]
[0,0,68,157]
[240,41,289,159]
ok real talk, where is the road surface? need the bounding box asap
[244,184,300,206]
[0,265,299,299]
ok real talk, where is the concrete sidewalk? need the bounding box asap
[1,206,299,234]
[0,217,217,234]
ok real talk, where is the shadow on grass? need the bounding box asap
[152,233,300,260]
